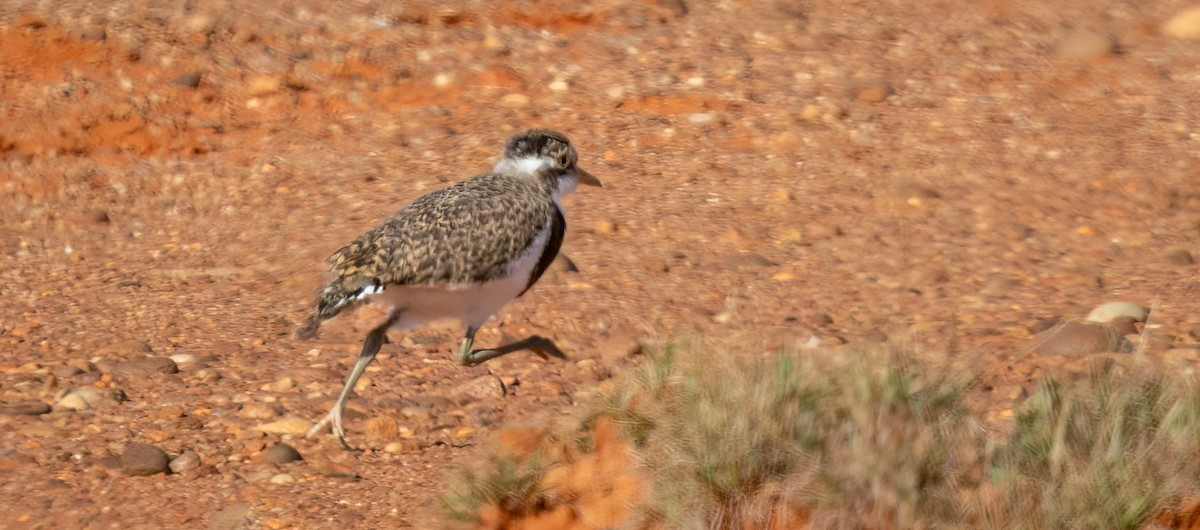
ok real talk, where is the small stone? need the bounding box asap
[433,72,454,88]
[853,80,894,103]
[800,104,822,121]
[169,450,202,474]
[687,112,717,124]
[55,393,91,411]
[548,80,569,92]
[55,388,109,411]
[383,442,406,453]
[112,357,178,377]
[1,401,51,416]
[605,86,625,99]
[171,72,202,88]
[593,219,618,235]
[685,76,706,87]
[89,209,111,223]
[120,443,170,476]
[261,517,292,529]
[263,444,302,464]
[1164,5,1200,39]
[1168,249,1195,265]
[237,402,281,419]
[500,93,530,108]
[269,473,295,485]
[267,377,295,393]
[1085,301,1149,323]
[52,364,83,378]
[245,75,284,97]
[169,353,198,365]
[364,416,400,443]
[208,504,251,530]
[1027,320,1132,356]
[1056,30,1119,57]
[256,417,311,436]
[184,13,217,34]
[453,375,506,401]
[97,339,153,358]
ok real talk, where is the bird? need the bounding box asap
[296,129,601,449]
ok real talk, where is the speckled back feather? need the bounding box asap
[295,171,560,339]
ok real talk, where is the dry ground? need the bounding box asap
[1,0,1199,527]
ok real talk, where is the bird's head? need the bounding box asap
[495,129,602,198]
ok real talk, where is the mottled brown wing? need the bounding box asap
[326,173,555,289]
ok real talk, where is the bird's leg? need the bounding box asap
[457,326,568,367]
[307,313,399,450]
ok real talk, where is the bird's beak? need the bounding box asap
[576,167,603,188]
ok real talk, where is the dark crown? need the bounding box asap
[503,129,578,166]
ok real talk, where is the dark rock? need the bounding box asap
[120,442,170,476]
[171,72,203,88]
[263,444,302,464]
[1,401,51,416]
[112,357,179,377]
[1168,249,1195,265]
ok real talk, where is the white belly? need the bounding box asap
[368,225,549,332]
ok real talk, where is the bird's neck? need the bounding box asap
[494,156,577,202]
[494,156,551,176]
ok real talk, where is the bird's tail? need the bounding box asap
[294,277,383,340]
[294,279,358,340]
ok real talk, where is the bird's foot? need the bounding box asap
[306,407,355,450]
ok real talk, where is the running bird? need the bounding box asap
[297,129,601,448]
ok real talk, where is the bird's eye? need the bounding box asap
[555,151,569,167]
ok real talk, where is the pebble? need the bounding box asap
[170,72,202,89]
[55,388,109,411]
[245,75,284,96]
[687,112,717,124]
[266,377,295,393]
[853,80,894,103]
[1168,249,1195,265]
[1056,30,1119,57]
[97,339,154,358]
[112,357,179,377]
[548,80,569,92]
[263,444,303,464]
[453,375,506,401]
[593,219,619,235]
[365,416,400,443]
[269,473,296,485]
[1027,320,1132,356]
[120,443,170,476]
[169,353,198,365]
[237,402,281,419]
[500,93,530,108]
[1164,5,1200,39]
[1,401,51,416]
[256,417,311,436]
[208,504,251,530]
[55,367,88,383]
[1085,301,1148,323]
[169,450,202,474]
[800,104,822,121]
